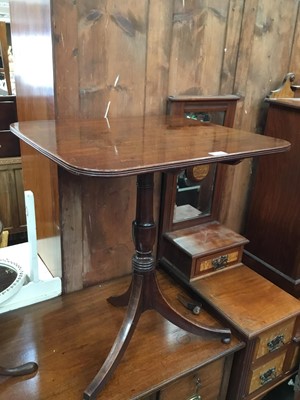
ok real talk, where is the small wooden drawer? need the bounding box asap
[248,352,286,394]
[159,357,225,400]
[254,318,295,360]
[162,221,248,281]
[194,247,241,276]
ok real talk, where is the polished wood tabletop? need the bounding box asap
[10,115,290,177]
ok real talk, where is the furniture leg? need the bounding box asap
[0,362,38,376]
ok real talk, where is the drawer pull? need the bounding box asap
[186,376,202,400]
[212,255,228,270]
[267,334,284,352]
[260,367,276,386]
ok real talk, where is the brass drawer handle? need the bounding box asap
[267,334,284,352]
[185,376,202,400]
[260,367,276,386]
[212,255,228,270]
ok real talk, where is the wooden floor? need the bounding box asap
[0,272,243,399]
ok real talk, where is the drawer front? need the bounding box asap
[194,247,241,277]
[249,352,286,394]
[255,318,295,359]
[159,357,224,400]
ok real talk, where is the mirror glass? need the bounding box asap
[172,110,226,224]
[173,163,217,224]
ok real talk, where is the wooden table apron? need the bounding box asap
[9,116,290,399]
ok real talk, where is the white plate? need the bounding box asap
[0,259,26,304]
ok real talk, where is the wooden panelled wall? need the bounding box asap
[9,0,300,292]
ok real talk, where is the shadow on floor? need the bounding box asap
[262,380,294,400]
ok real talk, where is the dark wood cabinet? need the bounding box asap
[0,95,20,157]
[0,95,25,239]
[243,98,300,297]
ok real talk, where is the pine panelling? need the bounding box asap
[240,0,298,133]
[289,2,300,77]
[217,0,244,228]
[145,0,174,115]
[82,176,135,287]
[52,0,80,119]
[76,0,148,118]
[169,0,230,96]
[221,0,300,232]
[220,0,244,95]
[59,168,84,293]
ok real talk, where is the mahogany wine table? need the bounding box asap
[10,116,290,399]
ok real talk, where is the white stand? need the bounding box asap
[0,191,61,314]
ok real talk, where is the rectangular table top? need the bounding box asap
[10,115,290,177]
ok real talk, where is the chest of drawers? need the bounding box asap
[185,265,300,400]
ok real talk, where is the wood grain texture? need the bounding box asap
[10,116,290,177]
[0,157,25,233]
[52,0,80,119]
[145,0,174,115]
[191,265,300,337]
[0,272,243,400]
[244,100,300,296]
[169,0,230,96]
[76,0,148,119]
[220,0,244,95]
[290,3,300,74]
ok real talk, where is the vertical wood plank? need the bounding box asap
[220,0,244,95]
[235,0,299,132]
[169,0,230,96]
[82,176,135,286]
[145,0,175,115]
[289,2,300,77]
[52,0,80,119]
[59,168,83,293]
[77,0,149,118]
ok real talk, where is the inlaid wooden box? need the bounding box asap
[161,221,249,281]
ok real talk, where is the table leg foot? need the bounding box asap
[84,275,144,400]
[0,362,38,377]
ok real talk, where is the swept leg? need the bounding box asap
[151,272,231,343]
[0,362,38,377]
[84,274,144,400]
[107,281,132,307]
